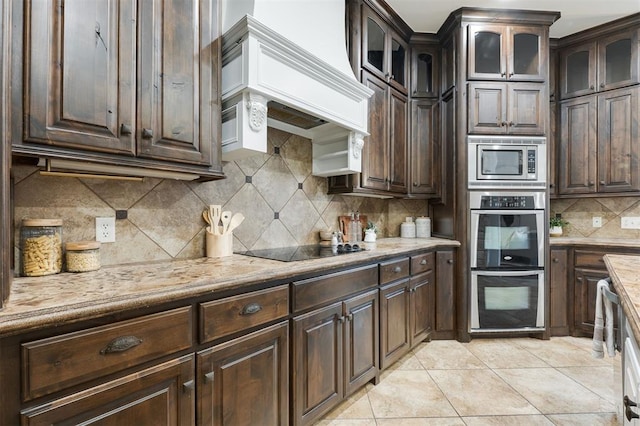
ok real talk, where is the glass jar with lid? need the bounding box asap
[65,241,101,272]
[20,219,63,276]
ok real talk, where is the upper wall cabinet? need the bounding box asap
[468,24,547,81]
[362,5,409,94]
[410,42,440,98]
[559,27,639,99]
[11,0,223,180]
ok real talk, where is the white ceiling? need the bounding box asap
[384,0,640,38]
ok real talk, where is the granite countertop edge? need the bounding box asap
[0,238,460,336]
[549,237,640,248]
[605,254,640,345]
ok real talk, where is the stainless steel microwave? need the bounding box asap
[468,136,547,189]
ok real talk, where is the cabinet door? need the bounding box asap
[361,6,388,85]
[197,322,288,426]
[21,355,195,426]
[388,31,409,93]
[411,44,439,98]
[468,24,506,80]
[468,82,507,134]
[410,100,439,195]
[379,279,410,369]
[388,88,408,193]
[292,302,343,425]
[574,268,609,336]
[137,0,216,165]
[597,87,640,193]
[441,32,456,94]
[558,96,597,195]
[343,290,378,396]
[549,101,558,195]
[507,26,546,81]
[598,28,639,92]
[549,248,569,336]
[560,42,597,99]
[410,270,435,346]
[435,250,456,338]
[508,83,545,135]
[24,0,136,154]
[361,71,389,191]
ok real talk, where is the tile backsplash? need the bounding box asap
[12,128,428,269]
[551,197,640,238]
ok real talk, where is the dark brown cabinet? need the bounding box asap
[549,248,570,336]
[558,86,639,195]
[292,289,378,426]
[197,322,289,426]
[12,0,223,179]
[435,250,456,339]
[559,27,639,100]
[21,355,195,426]
[379,277,411,369]
[468,82,546,135]
[467,24,547,81]
[410,42,439,98]
[409,100,439,196]
[361,3,408,93]
[574,268,609,337]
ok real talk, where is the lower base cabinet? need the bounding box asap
[379,278,411,369]
[197,321,289,426]
[21,355,195,425]
[292,289,379,426]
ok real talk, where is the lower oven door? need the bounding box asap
[470,269,544,331]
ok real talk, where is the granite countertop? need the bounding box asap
[604,254,640,345]
[0,238,459,337]
[550,237,640,248]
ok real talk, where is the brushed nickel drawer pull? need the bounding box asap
[393,266,402,273]
[204,372,215,383]
[120,124,132,135]
[100,335,143,355]
[420,259,427,265]
[183,380,195,392]
[142,128,153,139]
[241,303,263,315]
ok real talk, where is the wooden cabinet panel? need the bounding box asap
[549,248,570,336]
[361,71,389,191]
[21,355,195,426]
[388,88,408,193]
[197,322,289,426]
[22,306,193,401]
[199,285,289,343]
[435,250,456,336]
[574,268,609,336]
[24,0,136,154]
[558,96,598,194]
[292,302,343,425]
[409,100,439,196]
[410,43,440,98]
[597,87,640,193]
[379,279,410,369]
[292,264,378,313]
[560,42,597,99]
[411,252,436,275]
[468,82,545,135]
[343,290,378,396]
[379,257,410,285]
[410,270,435,345]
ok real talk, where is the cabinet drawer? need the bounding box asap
[411,252,435,275]
[380,258,410,285]
[199,284,289,344]
[22,306,193,401]
[574,251,606,269]
[293,264,378,313]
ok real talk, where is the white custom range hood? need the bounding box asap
[220,0,374,176]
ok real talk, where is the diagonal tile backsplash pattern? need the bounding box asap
[13,128,428,269]
[551,197,640,238]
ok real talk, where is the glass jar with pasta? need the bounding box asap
[20,219,63,277]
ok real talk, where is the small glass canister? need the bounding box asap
[65,241,101,273]
[20,219,63,277]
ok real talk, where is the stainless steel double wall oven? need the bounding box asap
[468,136,547,333]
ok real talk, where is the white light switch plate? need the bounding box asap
[621,217,640,229]
[96,217,116,242]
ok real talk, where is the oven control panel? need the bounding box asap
[479,195,535,209]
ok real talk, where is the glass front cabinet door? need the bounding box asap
[468,24,545,81]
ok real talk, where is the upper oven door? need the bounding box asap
[470,209,545,269]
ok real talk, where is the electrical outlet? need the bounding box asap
[621,217,640,229]
[96,217,116,242]
[592,216,602,228]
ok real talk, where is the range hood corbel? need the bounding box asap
[220,9,373,176]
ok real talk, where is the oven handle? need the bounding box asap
[471,269,543,277]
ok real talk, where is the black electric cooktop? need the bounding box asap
[237,244,366,262]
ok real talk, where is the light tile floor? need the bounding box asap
[315,337,619,425]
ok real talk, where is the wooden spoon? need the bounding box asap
[226,212,245,234]
[220,211,232,234]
